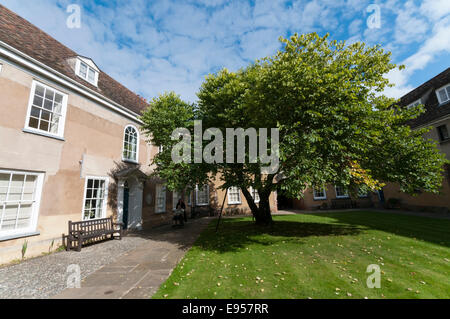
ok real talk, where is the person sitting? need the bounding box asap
[176,198,187,222]
[173,208,184,227]
[173,198,186,227]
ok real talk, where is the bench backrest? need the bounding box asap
[69,217,113,236]
[332,198,352,203]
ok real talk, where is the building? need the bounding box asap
[382,68,450,213]
[280,185,381,211]
[287,68,450,212]
[0,5,276,264]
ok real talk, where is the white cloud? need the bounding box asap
[393,0,428,44]
[384,15,450,98]
[348,19,362,35]
[420,0,450,21]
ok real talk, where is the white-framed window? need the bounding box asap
[122,125,139,162]
[249,187,260,203]
[227,186,241,205]
[0,169,44,239]
[82,177,109,221]
[159,145,164,153]
[313,187,327,200]
[358,188,369,198]
[196,184,209,206]
[335,185,349,198]
[436,84,450,105]
[24,81,68,139]
[407,99,421,109]
[155,185,166,213]
[75,59,99,86]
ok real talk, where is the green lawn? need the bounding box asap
[152,211,450,299]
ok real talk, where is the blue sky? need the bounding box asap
[1,0,449,102]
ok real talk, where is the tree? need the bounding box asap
[141,33,448,225]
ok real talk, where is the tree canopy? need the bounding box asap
[140,33,448,224]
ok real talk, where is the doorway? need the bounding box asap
[123,181,129,230]
[277,188,294,210]
[378,189,385,203]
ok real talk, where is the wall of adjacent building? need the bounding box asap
[291,184,378,211]
[211,182,278,216]
[0,59,155,264]
[382,118,450,212]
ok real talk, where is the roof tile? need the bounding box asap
[0,4,148,115]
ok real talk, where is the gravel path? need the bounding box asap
[0,235,149,299]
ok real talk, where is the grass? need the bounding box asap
[152,211,450,299]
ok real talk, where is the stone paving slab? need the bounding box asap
[53,217,212,299]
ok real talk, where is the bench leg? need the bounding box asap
[66,235,72,251]
[77,236,82,252]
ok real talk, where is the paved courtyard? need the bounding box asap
[0,217,212,299]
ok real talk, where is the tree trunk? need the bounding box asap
[241,188,273,225]
[253,194,273,225]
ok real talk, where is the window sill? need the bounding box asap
[23,128,65,141]
[122,158,139,165]
[228,202,242,205]
[155,211,166,214]
[313,198,327,201]
[439,138,450,145]
[0,231,40,242]
[438,100,450,107]
[82,216,107,221]
[196,203,209,207]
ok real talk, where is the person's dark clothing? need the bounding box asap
[176,201,186,210]
[176,200,187,222]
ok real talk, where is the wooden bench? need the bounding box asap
[66,216,123,252]
[331,198,357,209]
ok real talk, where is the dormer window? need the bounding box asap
[407,99,421,109]
[75,57,99,86]
[436,84,450,105]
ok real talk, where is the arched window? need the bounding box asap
[123,125,139,162]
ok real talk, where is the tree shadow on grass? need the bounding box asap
[307,211,450,248]
[195,219,363,253]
